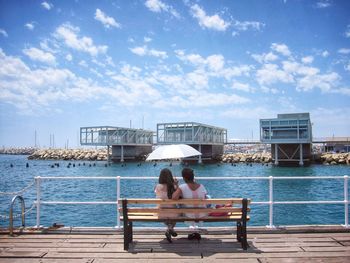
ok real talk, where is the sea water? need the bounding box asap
[0,154,349,228]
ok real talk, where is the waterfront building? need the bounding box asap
[80,126,153,162]
[324,137,350,153]
[156,122,227,163]
[260,113,312,166]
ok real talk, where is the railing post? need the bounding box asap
[35,176,41,228]
[343,175,349,228]
[116,176,121,229]
[267,176,275,228]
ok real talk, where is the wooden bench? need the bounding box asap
[119,198,250,250]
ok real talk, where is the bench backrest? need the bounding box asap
[119,198,251,220]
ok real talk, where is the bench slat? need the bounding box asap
[121,207,247,213]
[119,198,251,205]
[121,215,250,222]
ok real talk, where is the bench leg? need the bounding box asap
[236,222,242,242]
[123,222,129,250]
[241,222,249,250]
[123,219,133,251]
[236,221,249,250]
[128,221,133,243]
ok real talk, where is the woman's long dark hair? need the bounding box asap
[159,168,175,199]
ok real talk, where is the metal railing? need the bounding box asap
[9,195,25,235]
[32,175,349,229]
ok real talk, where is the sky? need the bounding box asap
[0,0,350,148]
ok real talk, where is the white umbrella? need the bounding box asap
[146,144,202,161]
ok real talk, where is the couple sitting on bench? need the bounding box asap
[154,167,207,243]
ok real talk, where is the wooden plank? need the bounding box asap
[333,237,350,242]
[0,251,46,258]
[44,252,203,259]
[254,242,342,247]
[0,260,92,263]
[0,242,106,248]
[204,251,350,259]
[302,246,350,252]
[94,259,259,263]
[259,258,350,263]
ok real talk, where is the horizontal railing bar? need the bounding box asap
[41,201,118,205]
[274,201,346,204]
[36,176,346,180]
[38,200,349,205]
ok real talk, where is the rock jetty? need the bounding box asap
[0,147,36,155]
[315,153,350,165]
[28,148,109,161]
[221,152,272,163]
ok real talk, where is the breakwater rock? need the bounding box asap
[221,153,272,163]
[28,148,108,161]
[0,147,37,155]
[315,153,350,165]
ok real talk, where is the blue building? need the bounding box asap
[157,122,227,163]
[260,113,312,166]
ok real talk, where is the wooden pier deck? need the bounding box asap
[1,226,350,262]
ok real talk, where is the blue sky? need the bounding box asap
[0,0,349,148]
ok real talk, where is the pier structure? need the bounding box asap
[156,122,227,163]
[80,126,153,162]
[260,113,312,166]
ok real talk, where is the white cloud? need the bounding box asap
[144,37,152,43]
[283,61,319,75]
[271,43,291,57]
[232,20,265,35]
[345,25,350,38]
[129,45,167,59]
[220,106,272,120]
[78,60,88,67]
[41,1,53,10]
[186,69,208,89]
[297,72,340,92]
[94,9,121,29]
[0,49,105,113]
[315,0,331,8]
[25,23,35,31]
[0,28,8,37]
[175,50,251,80]
[65,54,72,61]
[251,52,278,63]
[345,63,350,72]
[23,47,56,65]
[232,82,255,92]
[256,63,294,85]
[322,50,329,57]
[301,56,314,64]
[54,23,108,56]
[190,4,230,31]
[338,48,350,55]
[145,0,180,18]
[206,54,225,72]
[261,86,279,94]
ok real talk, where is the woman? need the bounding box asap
[172,167,207,240]
[154,168,178,243]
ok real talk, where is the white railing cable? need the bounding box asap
[0,180,35,196]
[33,175,350,229]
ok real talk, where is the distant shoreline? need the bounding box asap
[1,147,349,165]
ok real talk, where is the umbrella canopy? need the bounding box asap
[146,144,202,161]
